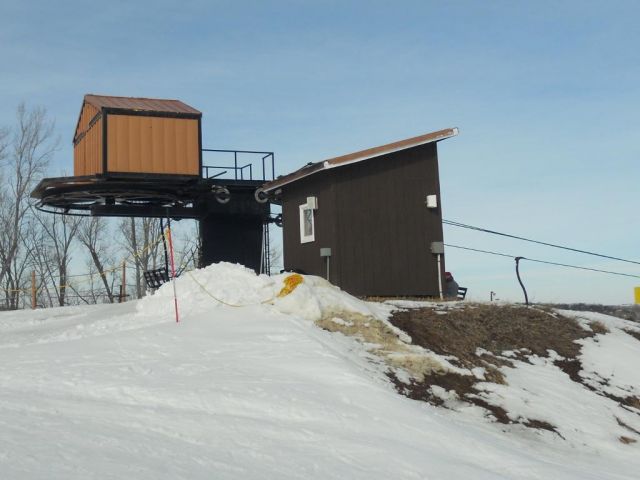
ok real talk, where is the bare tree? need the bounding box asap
[0,104,57,309]
[120,217,163,299]
[268,225,283,273]
[78,216,116,303]
[170,221,199,275]
[35,211,80,306]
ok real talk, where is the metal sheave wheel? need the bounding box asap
[254,187,269,203]
[214,186,231,204]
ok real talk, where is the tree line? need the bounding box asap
[0,104,198,310]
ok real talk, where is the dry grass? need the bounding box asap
[389,304,591,365]
[589,321,610,335]
[315,311,450,380]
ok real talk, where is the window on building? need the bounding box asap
[299,204,315,243]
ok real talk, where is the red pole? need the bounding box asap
[165,223,180,323]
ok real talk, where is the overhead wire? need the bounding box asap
[444,243,640,279]
[443,219,640,266]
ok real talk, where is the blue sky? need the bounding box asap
[1,0,638,303]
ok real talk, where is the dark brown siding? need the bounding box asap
[282,143,444,296]
[282,175,338,280]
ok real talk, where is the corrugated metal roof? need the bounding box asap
[84,94,201,115]
[262,127,458,192]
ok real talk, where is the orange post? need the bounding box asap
[31,271,36,309]
[165,224,180,323]
[121,260,126,302]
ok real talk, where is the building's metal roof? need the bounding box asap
[84,94,201,115]
[262,127,458,192]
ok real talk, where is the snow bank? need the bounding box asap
[0,265,639,479]
[559,309,640,401]
[138,262,387,323]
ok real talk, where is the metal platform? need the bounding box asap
[31,149,275,219]
[30,149,278,273]
[31,174,269,219]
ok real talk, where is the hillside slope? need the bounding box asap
[0,263,638,479]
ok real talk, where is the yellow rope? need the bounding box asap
[186,270,303,308]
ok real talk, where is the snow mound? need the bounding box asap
[137,262,389,323]
[142,263,459,382]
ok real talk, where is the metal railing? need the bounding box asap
[201,149,275,181]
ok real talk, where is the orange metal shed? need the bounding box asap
[73,94,202,177]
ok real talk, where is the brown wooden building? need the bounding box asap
[55,94,270,273]
[262,128,458,296]
[73,94,202,177]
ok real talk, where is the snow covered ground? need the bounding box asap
[0,263,638,479]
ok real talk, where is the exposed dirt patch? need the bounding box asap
[555,358,582,383]
[318,303,638,437]
[382,304,594,434]
[382,304,638,435]
[387,371,560,435]
[617,417,640,436]
[556,359,640,410]
[589,321,610,335]
[624,329,640,342]
[389,304,591,365]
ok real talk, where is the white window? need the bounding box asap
[299,203,315,243]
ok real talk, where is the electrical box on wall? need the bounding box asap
[426,194,438,209]
[307,196,318,209]
[430,241,445,254]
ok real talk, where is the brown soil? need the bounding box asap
[385,303,638,435]
[317,302,639,437]
[389,304,591,365]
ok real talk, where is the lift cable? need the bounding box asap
[444,243,640,279]
[443,219,640,266]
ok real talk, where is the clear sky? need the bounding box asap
[1,0,638,304]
